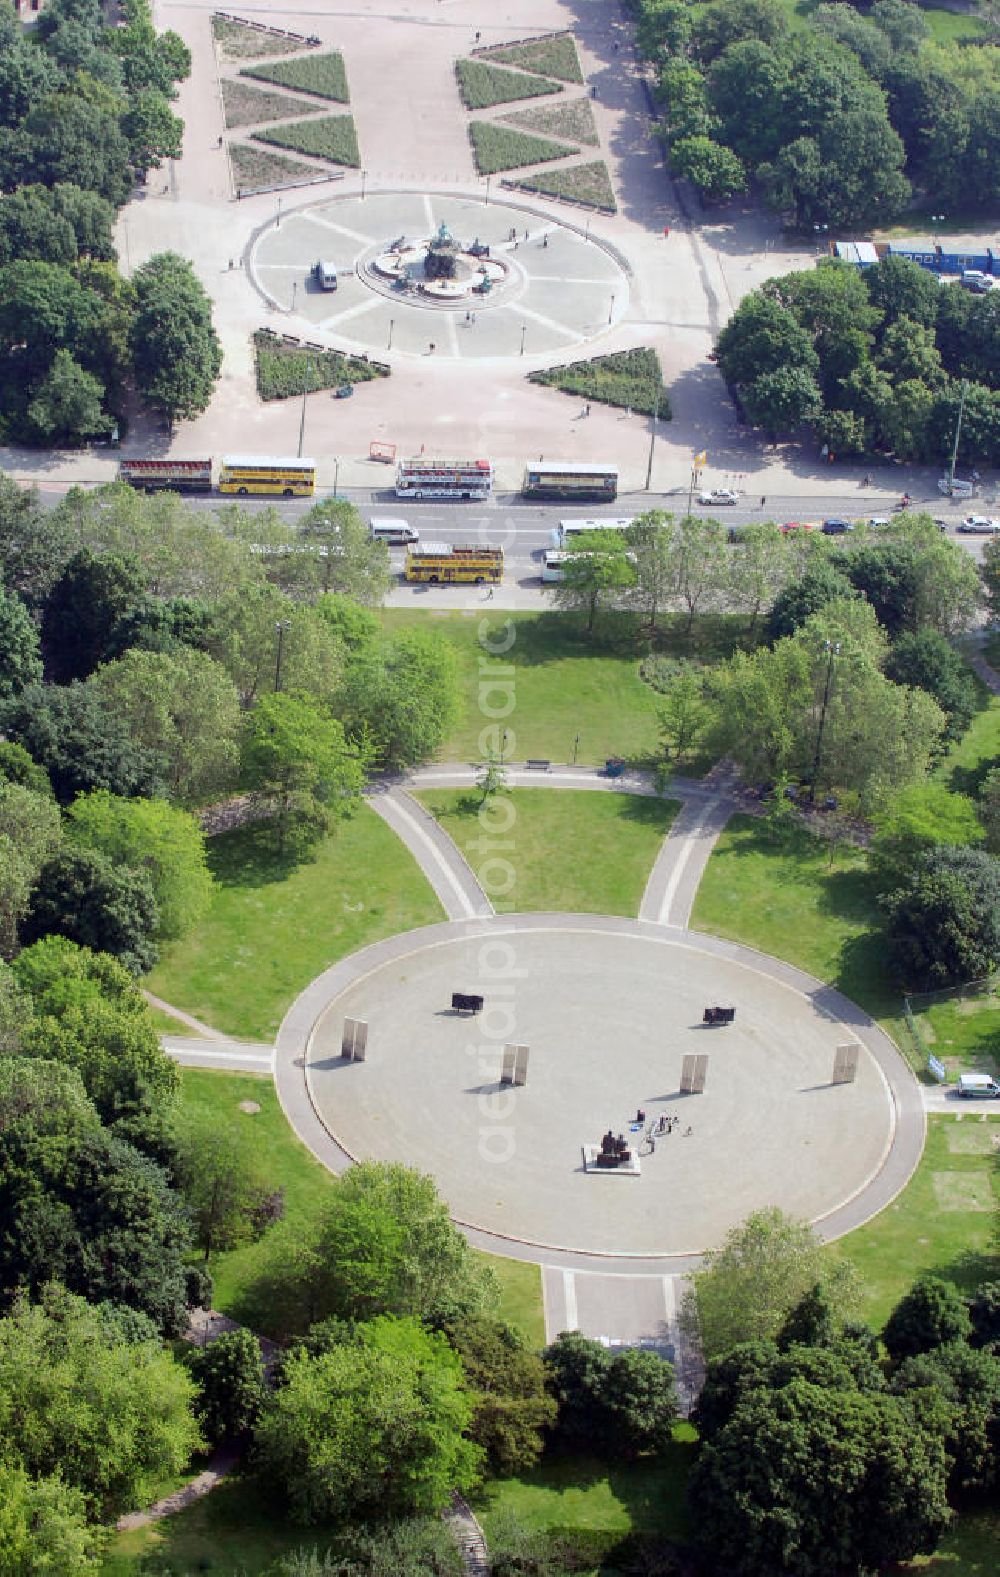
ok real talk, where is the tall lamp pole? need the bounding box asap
[947,378,968,492]
[274,619,292,693]
[810,640,840,802]
[297,358,312,458]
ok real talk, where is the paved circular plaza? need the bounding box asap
[251,192,629,361]
[299,920,898,1258]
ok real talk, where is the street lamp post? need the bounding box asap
[291,279,298,314]
[485,173,491,205]
[573,732,580,765]
[297,358,312,458]
[608,294,615,324]
[644,387,662,490]
[332,456,340,498]
[276,195,282,228]
[274,619,292,693]
[520,323,526,356]
[810,640,840,802]
[387,318,394,351]
[361,168,367,199]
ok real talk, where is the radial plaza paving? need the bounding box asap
[297,917,898,1260]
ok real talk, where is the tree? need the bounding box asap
[280,498,391,604]
[241,1161,497,1340]
[892,1341,1000,1494]
[92,646,241,806]
[129,252,222,424]
[725,521,790,637]
[21,845,159,974]
[625,510,675,630]
[672,515,728,634]
[742,364,823,436]
[694,0,789,61]
[26,347,107,445]
[968,1280,1000,1350]
[174,1109,281,1261]
[885,629,978,740]
[205,584,341,708]
[188,1327,266,1445]
[871,782,983,895]
[659,662,712,765]
[14,933,178,1116]
[883,844,1000,988]
[337,625,462,770]
[883,1273,973,1363]
[549,529,636,635]
[978,769,1000,855]
[0,680,165,804]
[121,89,183,173]
[0,584,42,700]
[688,1207,856,1359]
[715,292,819,389]
[0,779,62,955]
[476,748,507,806]
[253,1317,479,1524]
[689,1379,949,1575]
[0,1288,201,1518]
[66,789,213,940]
[0,1462,103,1574]
[543,1332,677,1459]
[670,135,747,198]
[444,1315,556,1475]
[41,547,146,683]
[270,1520,466,1577]
[0,473,73,609]
[241,691,364,858]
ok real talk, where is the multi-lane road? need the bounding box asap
[29,484,994,608]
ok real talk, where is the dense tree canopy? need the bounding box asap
[129,252,222,424]
[882,844,1000,988]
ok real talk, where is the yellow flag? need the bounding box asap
[693,450,707,467]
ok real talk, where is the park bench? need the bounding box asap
[451,992,484,1015]
[526,759,551,771]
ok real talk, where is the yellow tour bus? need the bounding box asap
[404,543,503,584]
[218,455,317,496]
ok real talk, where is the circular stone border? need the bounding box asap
[274,913,925,1275]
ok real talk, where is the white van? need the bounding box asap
[313,260,338,291]
[957,1073,1000,1098]
[369,517,419,545]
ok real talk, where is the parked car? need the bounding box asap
[699,488,740,506]
[779,520,815,534]
[960,271,995,294]
[958,516,1000,534]
[958,1073,1000,1098]
[865,517,890,529]
[821,518,853,534]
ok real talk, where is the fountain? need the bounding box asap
[369,219,508,304]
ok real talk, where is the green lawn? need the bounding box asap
[909,1504,1000,1573]
[377,610,691,766]
[415,787,677,915]
[691,814,895,1018]
[253,114,360,166]
[914,994,1000,1082]
[102,1474,341,1576]
[826,1115,1000,1333]
[146,806,444,1039]
[476,1428,696,1572]
[483,1253,546,1348]
[936,694,1000,799]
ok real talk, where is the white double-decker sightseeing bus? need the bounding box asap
[395,456,493,500]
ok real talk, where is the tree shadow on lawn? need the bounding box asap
[944,756,996,800]
[815,869,896,1018]
[204,823,309,891]
[934,1244,1000,1299]
[485,611,747,666]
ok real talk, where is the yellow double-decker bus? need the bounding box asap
[404,543,503,584]
[218,456,316,496]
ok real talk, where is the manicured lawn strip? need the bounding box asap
[456,58,562,109]
[481,1253,546,1348]
[146,807,444,1039]
[146,1003,204,1038]
[376,610,665,766]
[476,1427,696,1562]
[253,115,359,166]
[915,995,1000,1081]
[230,143,317,193]
[222,79,323,127]
[825,1115,1000,1332]
[253,331,388,400]
[211,16,306,59]
[176,1069,336,1313]
[241,51,349,102]
[936,693,1000,798]
[503,97,599,145]
[690,814,895,1019]
[469,121,575,175]
[530,347,670,418]
[476,32,584,84]
[511,159,616,213]
[414,788,678,916]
